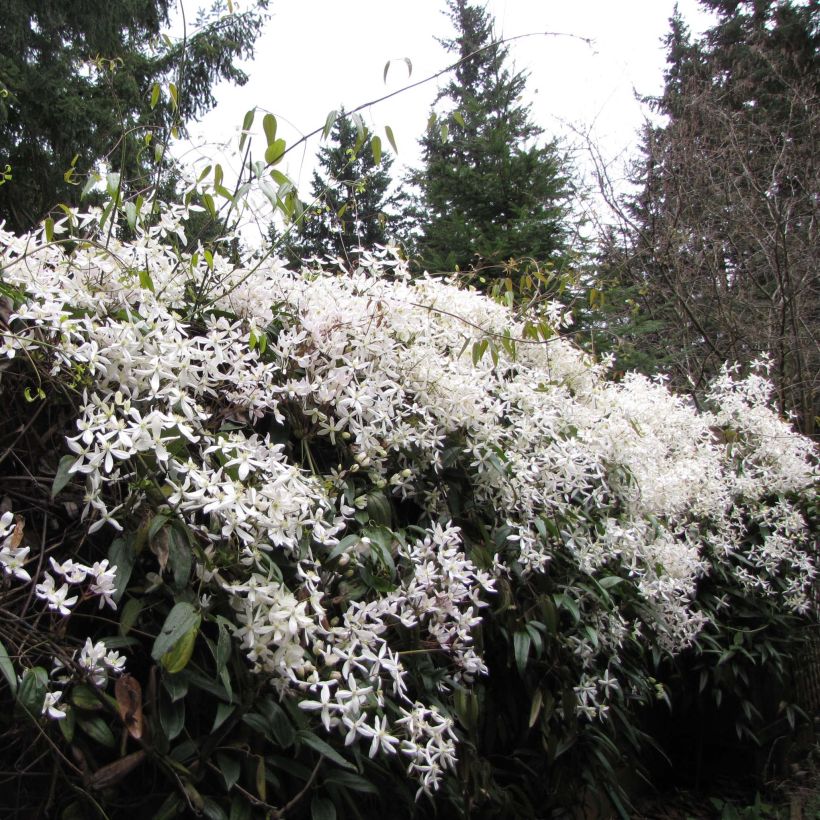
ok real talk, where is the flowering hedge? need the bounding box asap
[0,206,816,817]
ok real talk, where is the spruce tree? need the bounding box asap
[407,0,572,288]
[280,111,398,265]
[601,1,818,433]
[0,0,268,233]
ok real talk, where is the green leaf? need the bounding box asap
[453,110,465,127]
[351,113,365,142]
[80,172,101,201]
[264,138,286,166]
[229,796,252,820]
[167,525,192,589]
[150,82,161,110]
[109,535,135,603]
[161,623,198,674]
[17,666,47,715]
[322,769,380,795]
[154,793,184,820]
[365,491,392,528]
[524,623,543,657]
[0,639,17,696]
[242,712,270,737]
[472,338,488,365]
[152,603,200,661]
[168,82,178,110]
[370,135,382,166]
[528,688,543,728]
[123,201,137,231]
[385,125,398,154]
[44,217,54,242]
[202,193,216,218]
[258,699,295,748]
[77,715,116,748]
[440,123,449,142]
[311,796,336,820]
[263,113,277,146]
[106,172,121,198]
[215,620,231,675]
[58,705,76,742]
[71,684,102,710]
[119,597,142,636]
[296,729,355,770]
[51,454,75,499]
[138,269,155,293]
[216,752,241,792]
[513,630,531,676]
[202,799,228,820]
[322,109,338,141]
[159,692,186,740]
[239,108,255,151]
[554,593,580,624]
[212,702,235,733]
[270,169,290,187]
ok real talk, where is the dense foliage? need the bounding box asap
[0,0,268,233]
[597,0,818,436]
[405,0,572,289]
[0,195,815,817]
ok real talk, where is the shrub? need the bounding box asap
[0,204,816,817]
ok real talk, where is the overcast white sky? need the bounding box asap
[175,0,714,230]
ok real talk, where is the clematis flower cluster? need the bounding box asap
[0,205,816,790]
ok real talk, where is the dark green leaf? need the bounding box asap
[311,795,336,820]
[297,729,355,770]
[109,536,136,603]
[77,715,116,748]
[159,692,185,740]
[119,597,142,636]
[212,702,235,733]
[151,602,200,661]
[216,752,241,791]
[513,630,531,676]
[323,769,380,795]
[0,639,17,696]
[202,799,228,820]
[17,666,47,715]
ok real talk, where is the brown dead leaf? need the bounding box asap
[114,674,143,740]
[149,527,169,573]
[10,515,24,549]
[87,750,146,790]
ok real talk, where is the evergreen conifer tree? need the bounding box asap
[0,0,268,233]
[406,0,572,289]
[600,1,818,433]
[280,111,398,265]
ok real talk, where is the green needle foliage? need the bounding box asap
[406,0,573,291]
[0,0,268,233]
[597,0,818,434]
[277,109,400,266]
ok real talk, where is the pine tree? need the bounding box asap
[406,0,572,289]
[0,0,268,233]
[278,111,398,265]
[602,1,818,433]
